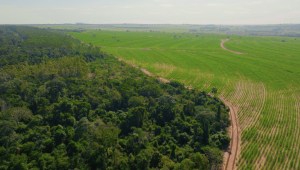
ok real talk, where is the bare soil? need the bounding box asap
[221,98,240,170]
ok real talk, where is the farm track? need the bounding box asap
[219,79,267,169]
[73,31,300,170]
[117,54,299,170]
[115,49,299,170]
[221,98,240,170]
[221,39,243,55]
[118,57,170,84]
[118,57,240,169]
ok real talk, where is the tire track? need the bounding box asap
[221,98,240,170]
[221,39,243,55]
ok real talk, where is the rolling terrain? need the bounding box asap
[71,30,300,169]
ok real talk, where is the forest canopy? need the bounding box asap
[0,26,229,170]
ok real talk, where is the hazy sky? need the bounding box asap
[0,0,299,24]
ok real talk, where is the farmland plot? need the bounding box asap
[72,31,300,170]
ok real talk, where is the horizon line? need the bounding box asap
[1,23,300,26]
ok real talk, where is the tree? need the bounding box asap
[0,26,229,169]
[73,101,91,120]
[159,156,175,169]
[149,151,162,168]
[209,132,230,150]
[202,146,223,170]
[183,100,195,116]
[121,107,147,135]
[52,144,70,170]
[128,96,146,107]
[7,107,33,124]
[175,158,194,170]
[203,121,210,145]
[135,148,154,170]
[216,105,221,122]
[128,107,147,128]
[9,154,29,170]
[138,84,162,98]
[52,125,66,145]
[38,153,56,170]
[45,79,66,103]
[154,95,176,125]
[211,87,218,95]
[190,152,209,170]
[0,119,17,147]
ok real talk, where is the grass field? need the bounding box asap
[71,30,300,169]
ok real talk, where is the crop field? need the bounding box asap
[71,30,300,169]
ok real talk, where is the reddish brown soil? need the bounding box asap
[221,98,240,170]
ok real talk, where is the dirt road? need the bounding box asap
[221,39,243,55]
[118,57,170,83]
[221,98,240,170]
[118,57,240,169]
[141,66,241,170]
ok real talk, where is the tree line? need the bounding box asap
[0,26,230,170]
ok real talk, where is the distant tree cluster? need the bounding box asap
[0,26,104,67]
[0,26,229,170]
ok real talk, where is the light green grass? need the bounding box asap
[71,30,300,170]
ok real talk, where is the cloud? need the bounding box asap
[0,0,299,24]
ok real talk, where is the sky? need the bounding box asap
[0,0,300,25]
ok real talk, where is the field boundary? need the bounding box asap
[221,98,240,170]
[118,57,170,83]
[117,57,240,169]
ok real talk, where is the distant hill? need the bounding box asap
[31,23,300,37]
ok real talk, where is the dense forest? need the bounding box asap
[0,26,230,170]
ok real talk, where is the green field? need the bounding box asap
[71,30,300,169]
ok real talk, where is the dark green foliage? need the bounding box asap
[183,100,195,116]
[0,25,105,67]
[211,87,218,94]
[153,95,176,125]
[0,26,229,170]
[209,132,230,150]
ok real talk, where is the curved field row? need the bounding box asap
[236,89,300,169]
[72,31,300,170]
[220,80,262,169]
